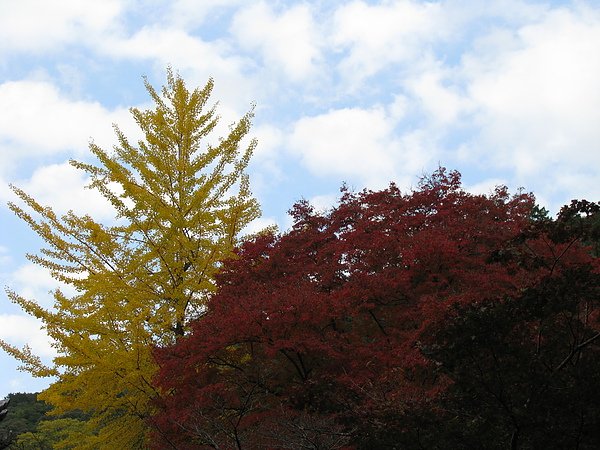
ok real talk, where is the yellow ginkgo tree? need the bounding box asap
[0,69,261,448]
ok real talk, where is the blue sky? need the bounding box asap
[1,0,599,396]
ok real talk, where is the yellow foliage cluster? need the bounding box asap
[0,69,260,448]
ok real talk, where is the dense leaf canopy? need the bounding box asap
[151,169,599,449]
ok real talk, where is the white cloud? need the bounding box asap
[387,94,410,121]
[12,263,58,292]
[9,263,73,309]
[245,123,286,206]
[0,314,56,358]
[464,7,600,178]
[332,0,446,85]
[5,161,117,221]
[329,0,547,88]
[241,216,279,237]
[309,193,338,214]
[289,107,433,188]
[464,178,508,197]
[105,26,228,69]
[100,27,255,113]
[252,124,284,161]
[533,171,600,215]
[231,2,321,82]
[407,66,472,125]
[290,107,394,185]
[0,80,131,166]
[248,123,285,185]
[0,246,10,267]
[0,0,122,55]
[167,0,243,29]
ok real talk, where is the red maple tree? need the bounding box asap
[150,169,598,449]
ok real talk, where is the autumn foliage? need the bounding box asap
[151,169,599,448]
[1,70,260,448]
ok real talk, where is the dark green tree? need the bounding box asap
[0,393,50,449]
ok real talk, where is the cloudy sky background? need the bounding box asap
[1,0,599,396]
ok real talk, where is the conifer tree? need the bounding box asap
[0,69,261,448]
